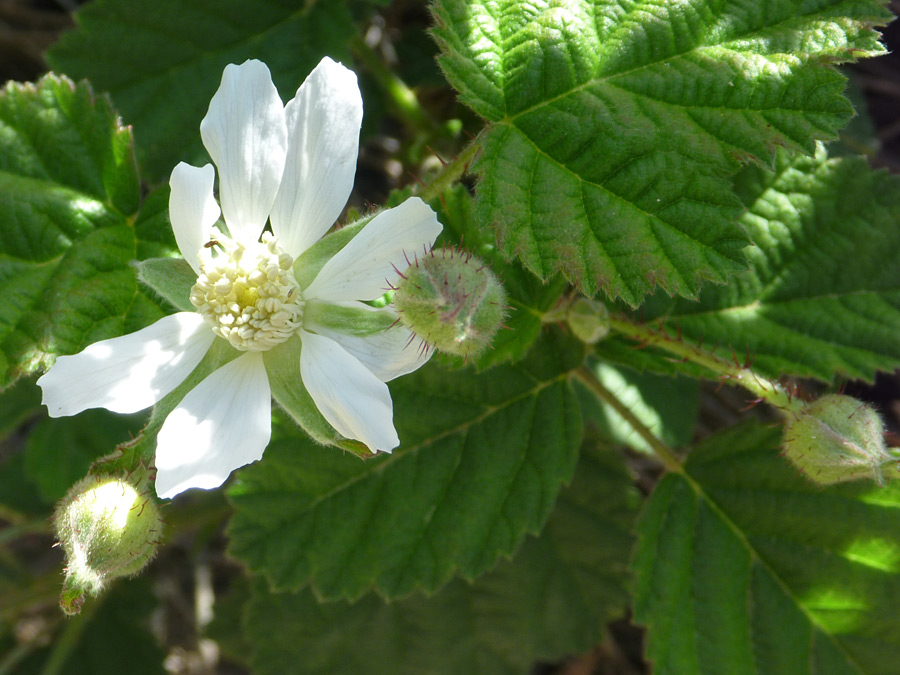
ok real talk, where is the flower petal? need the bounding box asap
[304,301,430,381]
[200,60,287,243]
[155,351,271,499]
[304,197,442,302]
[37,313,214,417]
[169,162,220,273]
[271,57,362,259]
[299,329,399,451]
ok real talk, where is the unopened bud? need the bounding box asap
[394,247,506,358]
[54,475,162,615]
[782,394,900,485]
[567,298,609,344]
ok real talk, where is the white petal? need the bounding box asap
[169,162,220,273]
[305,301,430,381]
[155,351,271,499]
[304,197,442,302]
[271,57,362,258]
[299,330,398,451]
[37,313,214,417]
[200,60,287,243]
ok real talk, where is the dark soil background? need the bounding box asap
[0,1,898,674]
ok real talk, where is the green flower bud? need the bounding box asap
[54,475,162,615]
[782,394,900,485]
[566,298,609,344]
[393,247,506,358]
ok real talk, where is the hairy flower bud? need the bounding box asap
[782,394,900,485]
[54,475,162,615]
[393,247,506,358]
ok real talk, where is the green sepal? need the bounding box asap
[263,335,372,458]
[133,258,196,313]
[304,299,398,338]
[293,219,368,289]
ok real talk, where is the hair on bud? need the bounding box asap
[782,394,900,486]
[54,474,162,615]
[393,246,506,358]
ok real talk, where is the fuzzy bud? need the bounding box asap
[393,247,506,358]
[782,394,900,485]
[567,298,609,344]
[54,475,162,615]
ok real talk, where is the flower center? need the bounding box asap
[189,229,304,351]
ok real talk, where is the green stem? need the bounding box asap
[350,34,437,133]
[40,593,102,675]
[418,141,480,203]
[573,366,683,473]
[607,314,804,415]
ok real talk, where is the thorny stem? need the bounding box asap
[573,366,683,473]
[606,314,805,416]
[418,141,480,203]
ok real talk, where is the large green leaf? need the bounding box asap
[243,440,638,675]
[432,0,890,303]
[227,329,584,600]
[601,145,900,383]
[0,75,168,388]
[634,422,900,674]
[47,0,355,183]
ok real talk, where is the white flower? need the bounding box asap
[37,58,442,499]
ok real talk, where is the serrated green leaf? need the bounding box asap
[627,145,900,383]
[48,0,355,183]
[634,422,900,674]
[432,0,891,302]
[243,440,638,675]
[0,74,169,388]
[227,329,584,600]
[578,361,699,453]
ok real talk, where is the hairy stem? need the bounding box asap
[418,141,480,202]
[607,314,804,416]
[573,366,683,473]
[350,34,437,134]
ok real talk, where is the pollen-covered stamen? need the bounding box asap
[190,229,304,351]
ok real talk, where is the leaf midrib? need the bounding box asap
[254,370,571,520]
[672,461,866,672]
[497,1,856,125]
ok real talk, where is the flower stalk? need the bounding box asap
[605,313,804,416]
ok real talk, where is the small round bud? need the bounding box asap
[394,247,506,358]
[567,298,609,344]
[54,475,162,615]
[782,394,900,485]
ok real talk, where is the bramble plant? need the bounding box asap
[2,0,900,673]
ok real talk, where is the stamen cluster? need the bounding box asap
[190,229,304,351]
